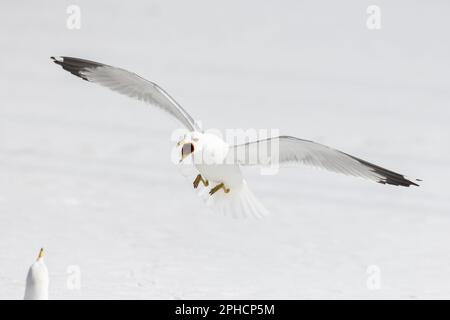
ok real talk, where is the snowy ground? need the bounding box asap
[1,0,450,299]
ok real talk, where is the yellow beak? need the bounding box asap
[180,152,190,163]
[177,140,191,163]
[37,248,44,260]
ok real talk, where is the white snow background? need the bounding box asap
[0,0,449,299]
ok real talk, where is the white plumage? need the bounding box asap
[24,248,49,300]
[52,56,420,217]
[228,136,419,187]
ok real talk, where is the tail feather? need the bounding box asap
[201,180,269,219]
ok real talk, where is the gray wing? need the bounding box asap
[51,56,200,131]
[228,136,420,187]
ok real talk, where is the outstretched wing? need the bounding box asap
[51,56,200,131]
[228,136,420,187]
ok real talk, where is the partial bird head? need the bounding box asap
[177,132,202,162]
[24,248,49,300]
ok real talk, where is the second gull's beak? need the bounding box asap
[37,248,44,260]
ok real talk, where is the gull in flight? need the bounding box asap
[52,56,420,218]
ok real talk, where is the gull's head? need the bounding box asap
[24,248,49,300]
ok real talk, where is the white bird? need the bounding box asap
[24,248,49,300]
[51,56,420,218]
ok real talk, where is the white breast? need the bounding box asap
[193,133,243,187]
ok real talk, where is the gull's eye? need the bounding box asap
[182,143,195,156]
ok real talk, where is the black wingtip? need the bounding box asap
[346,154,420,188]
[377,177,419,187]
[51,56,62,66]
[371,165,420,187]
[51,56,106,81]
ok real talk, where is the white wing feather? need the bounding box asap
[52,56,200,131]
[228,136,420,187]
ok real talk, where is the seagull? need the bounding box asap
[24,248,49,300]
[51,56,420,218]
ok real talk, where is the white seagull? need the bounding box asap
[24,248,49,300]
[52,56,420,218]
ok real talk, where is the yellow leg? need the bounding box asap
[193,174,209,188]
[209,182,230,195]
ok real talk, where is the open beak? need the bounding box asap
[177,139,187,163]
[179,150,190,163]
[179,142,195,163]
